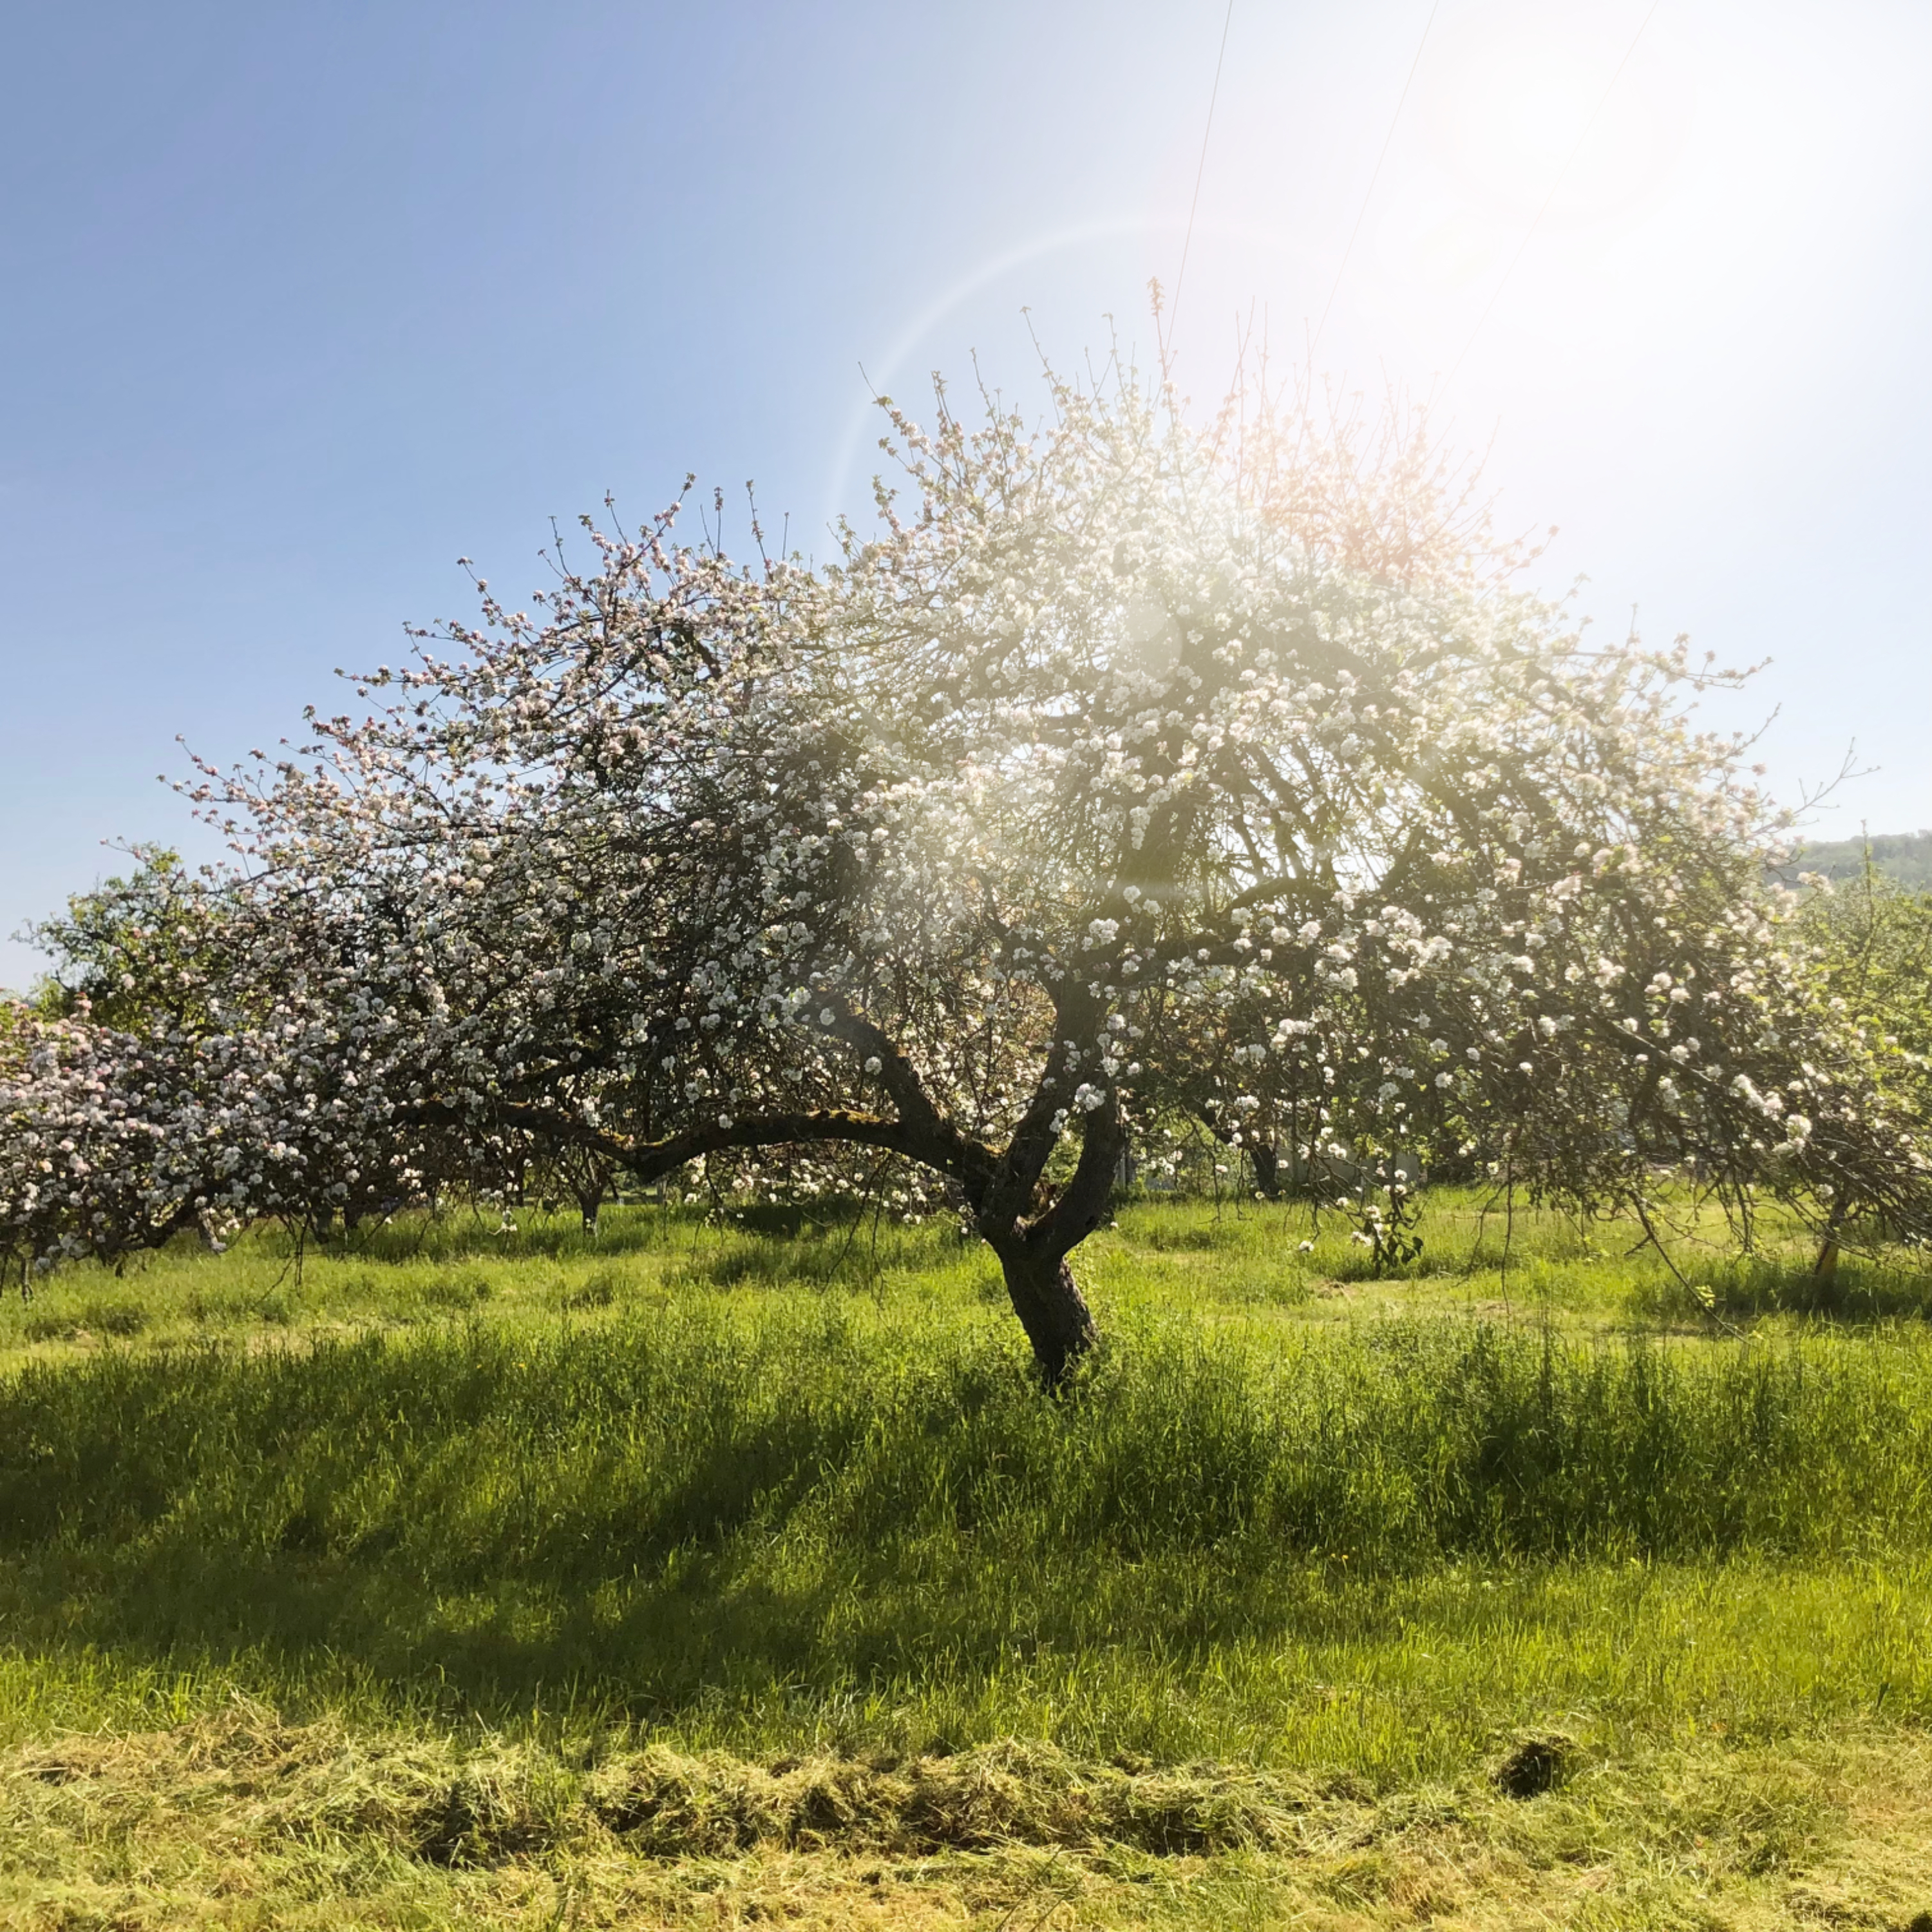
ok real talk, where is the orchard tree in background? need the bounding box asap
[5,358,1929,1378]
[1788,856,1932,1275]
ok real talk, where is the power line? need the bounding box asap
[1166,0,1236,355]
[1309,0,1443,366]
[1437,0,1664,398]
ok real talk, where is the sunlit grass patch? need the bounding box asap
[4,1296,1931,1750]
[3,1187,1919,1369]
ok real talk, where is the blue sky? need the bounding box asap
[3,0,1927,987]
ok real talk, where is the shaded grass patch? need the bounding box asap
[1,1303,1931,1774]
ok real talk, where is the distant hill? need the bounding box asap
[1771,830,1932,893]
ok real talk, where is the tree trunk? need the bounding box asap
[1814,1200,1847,1288]
[993,1244,1099,1390]
[1248,1141,1281,1199]
[574,1182,603,1238]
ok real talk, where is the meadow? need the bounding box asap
[3,1191,1931,1929]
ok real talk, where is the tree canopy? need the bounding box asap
[6,365,1927,1376]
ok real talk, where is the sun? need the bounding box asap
[1470,50,1603,183]
[1426,8,1687,224]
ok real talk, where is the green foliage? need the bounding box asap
[0,992,24,1070]
[1798,859,1932,1132]
[1781,828,1932,893]
[23,846,231,1035]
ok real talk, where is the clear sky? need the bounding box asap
[3,0,1927,988]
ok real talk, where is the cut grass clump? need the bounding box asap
[591,1741,1308,1858]
[2,1710,1318,1866]
[7,1708,1932,1929]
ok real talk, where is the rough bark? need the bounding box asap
[991,1242,1099,1390]
[977,1089,1121,1388]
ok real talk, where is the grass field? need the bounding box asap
[3,1193,1931,1929]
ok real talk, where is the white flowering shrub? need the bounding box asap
[4,365,1926,1374]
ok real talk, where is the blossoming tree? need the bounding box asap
[5,368,1926,1376]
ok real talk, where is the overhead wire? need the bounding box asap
[1308,0,1443,366]
[1165,0,1237,359]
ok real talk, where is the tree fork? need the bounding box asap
[1247,1139,1282,1199]
[979,1097,1121,1387]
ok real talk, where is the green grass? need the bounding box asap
[3,1195,1932,1927]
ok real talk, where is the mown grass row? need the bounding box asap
[12,1699,1929,1930]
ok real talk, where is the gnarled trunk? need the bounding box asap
[991,1242,1098,1390]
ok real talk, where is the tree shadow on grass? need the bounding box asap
[4,1308,1928,1738]
[0,1497,1423,1738]
[0,1345,1419,1731]
[1638,1256,1932,1326]
[281,1200,971,1283]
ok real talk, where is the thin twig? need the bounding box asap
[1633,1194,1745,1338]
